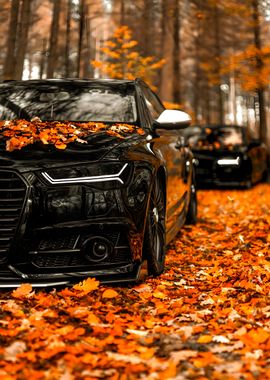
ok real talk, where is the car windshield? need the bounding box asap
[186,125,244,150]
[0,83,137,123]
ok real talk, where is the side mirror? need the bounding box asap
[154,110,192,130]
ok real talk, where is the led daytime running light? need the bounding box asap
[42,163,128,185]
[217,157,240,166]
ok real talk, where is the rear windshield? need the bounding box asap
[186,126,244,150]
[0,83,137,123]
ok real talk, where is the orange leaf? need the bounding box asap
[73,277,100,294]
[102,289,119,299]
[87,312,101,325]
[197,335,212,344]
[55,142,67,150]
[12,284,33,299]
[153,291,167,299]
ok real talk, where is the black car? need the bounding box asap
[185,124,268,188]
[0,78,197,287]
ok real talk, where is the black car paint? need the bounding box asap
[186,124,268,188]
[0,79,195,287]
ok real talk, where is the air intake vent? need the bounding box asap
[0,171,27,262]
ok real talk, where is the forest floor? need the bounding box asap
[0,183,270,380]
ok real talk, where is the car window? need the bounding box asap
[186,126,244,150]
[140,86,164,119]
[0,84,137,123]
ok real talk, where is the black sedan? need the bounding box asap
[0,78,197,287]
[185,124,268,188]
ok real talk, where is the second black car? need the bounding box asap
[185,124,268,188]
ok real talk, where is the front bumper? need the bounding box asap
[195,160,251,188]
[0,262,142,288]
[0,164,152,287]
[1,218,144,288]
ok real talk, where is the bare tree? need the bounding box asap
[15,0,32,79]
[77,0,85,77]
[251,0,267,142]
[3,0,20,80]
[47,0,62,78]
[65,0,72,77]
[172,0,181,104]
[213,3,224,124]
[120,0,125,24]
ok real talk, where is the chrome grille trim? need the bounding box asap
[0,170,28,260]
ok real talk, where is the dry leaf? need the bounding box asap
[73,278,100,294]
[12,284,33,299]
[102,289,119,299]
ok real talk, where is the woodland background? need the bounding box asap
[1,0,270,147]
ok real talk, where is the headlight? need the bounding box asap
[41,162,131,189]
[217,157,240,166]
[39,163,131,222]
[45,187,83,222]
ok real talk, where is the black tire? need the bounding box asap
[185,177,197,225]
[144,179,166,276]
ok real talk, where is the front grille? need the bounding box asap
[0,171,27,262]
[216,167,241,182]
[38,234,80,251]
[195,157,214,179]
[33,252,83,268]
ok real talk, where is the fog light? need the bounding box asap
[83,237,112,262]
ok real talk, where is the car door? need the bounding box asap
[139,84,188,235]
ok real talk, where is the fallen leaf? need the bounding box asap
[12,284,33,299]
[73,278,100,294]
[197,335,212,344]
[102,289,119,299]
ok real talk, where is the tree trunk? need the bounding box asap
[15,0,32,80]
[160,0,167,57]
[47,0,62,78]
[213,3,224,124]
[252,0,267,143]
[193,33,200,123]
[3,0,20,80]
[65,0,72,77]
[39,38,47,79]
[205,85,211,124]
[120,0,125,25]
[77,0,85,77]
[157,0,167,92]
[83,5,92,78]
[172,0,181,104]
[142,0,153,56]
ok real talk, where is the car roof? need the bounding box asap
[0,78,139,88]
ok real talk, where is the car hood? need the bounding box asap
[0,132,143,173]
